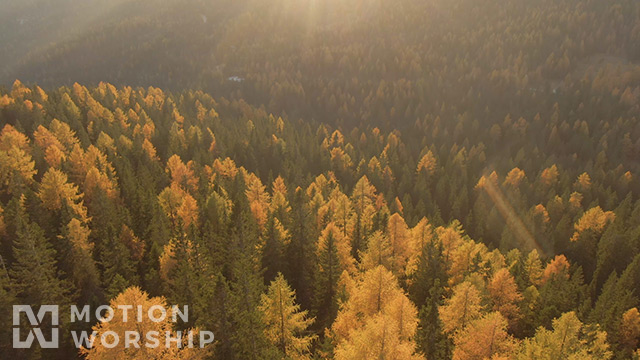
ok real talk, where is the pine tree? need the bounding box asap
[284,188,314,311]
[63,218,102,304]
[0,253,16,353]
[9,195,72,306]
[409,239,451,359]
[262,216,288,283]
[312,223,343,331]
[226,182,279,359]
[8,195,73,358]
[350,176,377,259]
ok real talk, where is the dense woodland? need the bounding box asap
[1,0,640,359]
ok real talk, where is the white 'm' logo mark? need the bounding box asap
[12,305,59,348]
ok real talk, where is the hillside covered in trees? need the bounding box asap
[1,0,640,359]
[3,0,640,128]
[0,79,639,359]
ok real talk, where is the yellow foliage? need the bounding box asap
[405,218,434,278]
[517,311,612,360]
[386,213,411,275]
[212,157,239,179]
[416,150,437,175]
[453,312,517,360]
[84,167,118,200]
[0,124,30,152]
[439,281,484,334]
[488,268,523,325]
[177,194,199,228]
[574,172,592,192]
[270,176,290,214]
[166,154,198,193]
[80,286,209,359]
[569,191,583,209]
[142,121,156,139]
[540,164,559,186]
[206,128,216,152]
[524,250,543,286]
[330,147,352,169]
[476,171,499,190]
[259,274,315,359]
[504,167,526,187]
[49,118,79,149]
[435,223,465,262]
[38,168,84,213]
[158,183,199,228]
[332,266,423,360]
[11,79,31,99]
[66,218,93,253]
[620,308,640,351]
[0,147,37,188]
[319,223,355,275]
[448,240,488,285]
[45,145,66,168]
[245,173,270,229]
[360,231,392,273]
[96,132,116,152]
[0,94,14,107]
[542,255,570,283]
[142,138,159,161]
[570,206,615,242]
[368,156,381,174]
[34,125,65,156]
[532,204,550,223]
[325,188,351,238]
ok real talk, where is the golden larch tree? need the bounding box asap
[542,255,570,283]
[517,311,612,360]
[166,154,198,193]
[416,150,437,176]
[620,308,640,353]
[259,273,315,359]
[540,164,559,186]
[488,268,523,327]
[81,286,210,359]
[453,312,517,360]
[439,281,484,334]
[524,250,543,286]
[359,231,392,272]
[570,206,615,242]
[405,217,433,278]
[386,213,411,276]
[332,266,424,360]
[38,168,87,220]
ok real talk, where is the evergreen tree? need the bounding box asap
[8,194,73,358]
[312,222,342,331]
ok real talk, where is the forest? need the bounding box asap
[1,0,640,359]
